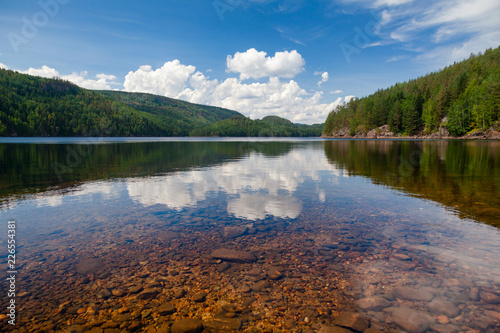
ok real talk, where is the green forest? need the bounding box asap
[190,115,323,137]
[323,46,500,137]
[0,69,241,137]
[0,69,322,137]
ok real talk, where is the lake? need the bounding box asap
[1,138,499,332]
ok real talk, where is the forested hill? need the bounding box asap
[323,46,500,138]
[98,90,240,130]
[0,69,240,137]
[190,115,324,137]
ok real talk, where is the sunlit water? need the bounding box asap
[0,138,499,332]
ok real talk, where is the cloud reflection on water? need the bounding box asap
[127,149,348,220]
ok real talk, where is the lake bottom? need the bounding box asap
[3,198,500,333]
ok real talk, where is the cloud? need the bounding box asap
[127,145,346,219]
[344,95,355,103]
[388,0,500,43]
[340,0,500,69]
[62,71,118,90]
[226,48,305,80]
[228,194,301,220]
[124,59,341,124]
[415,31,500,68]
[123,60,196,96]
[386,55,408,62]
[20,66,117,89]
[373,0,414,7]
[317,71,329,86]
[0,63,9,70]
[23,65,60,78]
[17,50,343,124]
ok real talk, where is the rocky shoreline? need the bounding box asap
[322,125,500,140]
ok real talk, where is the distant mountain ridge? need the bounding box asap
[322,46,500,139]
[0,69,322,137]
[190,115,323,137]
[0,69,241,137]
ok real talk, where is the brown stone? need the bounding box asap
[137,289,158,300]
[76,258,103,275]
[480,291,500,304]
[158,303,176,316]
[318,326,352,333]
[334,312,369,332]
[266,268,283,280]
[203,318,242,332]
[392,287,434,302]
[223,226,247,239]
[392,307,434,333]
[211,248,257,263]
[192,292,207,303]
[356,297,391,311]
[427,298,460,318]
[170,318,203,333]
[251,280,271,292]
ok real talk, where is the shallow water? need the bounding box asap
[0,138,499,332]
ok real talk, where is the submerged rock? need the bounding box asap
[318,326,352,333]
[392,287,434,302]
[203,318,241,332]
[480,291,500,304]
[210,248,257,263]
[251,280,271,292]
[427,298,460,318]
[192,291,207,303]
[356,297,391,311]
[266,268,283,280]
[170,318,203,333]
[76,258,103,275]
[392,307,434,333]
[223,226,248,239]
[157,302,176,315]
[333,312,369,332]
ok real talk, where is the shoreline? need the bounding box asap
[322,125,500,140]
[321,135,500,140]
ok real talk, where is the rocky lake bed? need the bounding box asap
[1,202,499,333]
[1,140,499,333]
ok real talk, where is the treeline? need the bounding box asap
[0,69,240,137]
[323,46,500,137]
[98,90,241,134]
[0,70,175,136]
[0,69,322,137]
[190,115,323,137]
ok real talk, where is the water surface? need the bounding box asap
[0,138,499,332]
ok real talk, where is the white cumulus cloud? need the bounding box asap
[0,63,9,70]
[226,48,305,80]
[317,71,329,86]
[23,65,60,78]
[344,95,355,103]
[16,50,345,124]
[20,66,117,90]
[123,60,196,97]
[123,57,342,124]
[62,71,117,90]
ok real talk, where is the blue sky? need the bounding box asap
[1,0,499,123]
